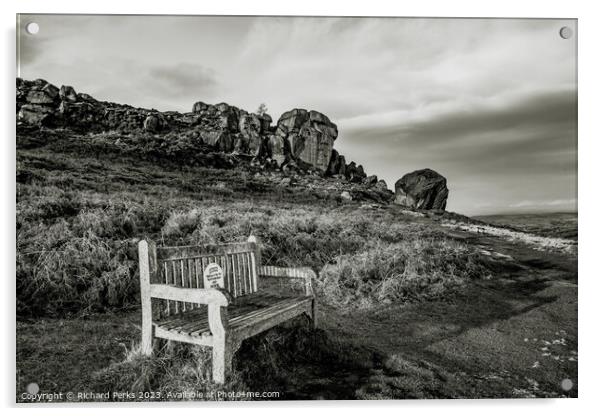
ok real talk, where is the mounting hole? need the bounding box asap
[25,22,39,35]
[560,378,573,391]
[26,382,39,395]
[559,26,573,39]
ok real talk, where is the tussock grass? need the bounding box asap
[318,239,488,309]
[162,208,203,237]
[91,341,223,400]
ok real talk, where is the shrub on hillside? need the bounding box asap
[17,231,137,316]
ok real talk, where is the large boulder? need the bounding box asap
[200,130,234,152]
[394,168,449,210]
[192,101,209,113]
[332,154,346,176]
[24,81,59,105]
[259,113,272,132]
[364,175,378,186]
[345,161,366,182]
[18,79,61,125]
[327,149,347,176]
[59,85,78,102]
[57,101,102,128]
[143,114,162,132]
[26,89,56,105]
[238,113,263,156]
[17,104,54,124]
[219,108,239,132]
[275,109,338,172]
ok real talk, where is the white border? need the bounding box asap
[2,0,600,415]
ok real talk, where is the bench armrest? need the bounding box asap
[149,284,230,306]
[258,266,316,296]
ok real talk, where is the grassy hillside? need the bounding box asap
[17,127,489,317]
[16,126,578,400]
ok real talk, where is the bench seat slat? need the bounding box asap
[154,295,312,338]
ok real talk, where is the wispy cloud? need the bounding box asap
[148,63,218,97]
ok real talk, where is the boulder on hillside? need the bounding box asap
[238,113,263,156]
[26,86,58,105]
[200,130,234,152]
[77,93,97,103]
[334,154,346,176]
[327,149,347,176]
[143,114,162,132]
[375,179,389,192]
[394,168,449,210]
[275,108,338,172]
[217,105,239,132]
[259,113,272,132]
[17,104,54,125]
[59,85,78,102]
[345,161,367,183]
[364,175,378,186]
[58,101,99,127]
[192,101,209,113]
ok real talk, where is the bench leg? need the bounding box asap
[303,300,317,329]
[212,336,232,384]
[310,299,318,329]
[141,323,153,355]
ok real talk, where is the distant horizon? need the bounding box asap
[18,15,577,216]
[471,210,577,217]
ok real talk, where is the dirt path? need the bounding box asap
[293,229,578,399]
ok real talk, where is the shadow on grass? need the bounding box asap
[84,315,381,401]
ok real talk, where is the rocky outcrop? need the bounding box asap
[17,79,60,125]
[345,161,367,183]
[237,112,263,156]
[200,130,235,152]
[275,109,338,172]
[192,101,209,113]
[16,79,347,174]
[394,169,448,210]
[259,114,272,132]
[16,78,396,204]
[59,85,77,102]
[327,149,347,177]
[143,114,163,132]
[364,175,378,186]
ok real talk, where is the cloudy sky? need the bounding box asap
[18,15,577,215]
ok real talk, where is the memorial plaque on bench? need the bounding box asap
[203,263,224,289]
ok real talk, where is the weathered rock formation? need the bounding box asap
[275,109,338,172]
[16,77,393,202]
[394,169,448,210]
[237,112,263,156]
[327,149,346,176]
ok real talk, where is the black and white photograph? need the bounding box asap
[15,13,577,402]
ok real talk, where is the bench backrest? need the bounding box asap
[147,236,260,317]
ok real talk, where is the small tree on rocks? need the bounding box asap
[256,103,268,116]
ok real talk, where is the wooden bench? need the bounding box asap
[137,235,316,384]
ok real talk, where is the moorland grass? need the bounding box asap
[17,145,492,316]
